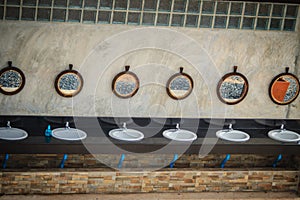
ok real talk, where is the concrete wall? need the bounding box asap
[0,21,299,119]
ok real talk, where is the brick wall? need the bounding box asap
[298,171,300,196]
[0,154,299,195]
[0,169,298,194]
[0,154,299,169]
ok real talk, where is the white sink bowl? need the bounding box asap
[0,127,28,140]
[216,129,250,142]
[268,129,300,143]
[52,128,87,141]
[109,128,144,141]
[162,129,197,142]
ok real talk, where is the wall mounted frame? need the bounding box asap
[54,64,84,98]
[166,67,194,100]
[269,67,299,105]
[112,65,139,98]
[0,61,25,95]
[217,66,249,105]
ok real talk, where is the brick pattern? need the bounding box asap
[298,175,300,196]
[176,154,298,168]
[0,170,298,194]
[293,155,300,170]
[87,172,116,193]
[0,154,299,169]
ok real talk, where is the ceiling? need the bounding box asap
[227,0,300,4]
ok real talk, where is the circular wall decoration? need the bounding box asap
[217,66,249,105]
[166,67,193,100]
[54,64,84,97]
[112,65,139,98]
[269,67,299,105]
[0,61,26,95]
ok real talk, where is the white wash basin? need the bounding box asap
[162,124,197,142]
[268,129,300,143]
[52,122,87,141]
[109,122,144,142]
[163,129,197,142]
[0,127,28,140]
[109,128,144,141]
[216,129,250,142]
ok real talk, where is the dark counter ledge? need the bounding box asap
[0,116,299,155]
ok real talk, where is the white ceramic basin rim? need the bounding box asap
[216,129,250,142]
[268,129,300,142]
[0,127,28,140]
[52,128,87,141]
[162,129,197,142]
[109,128,144,141]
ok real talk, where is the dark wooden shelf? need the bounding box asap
[0,116,299,155]
[0,137,298,155]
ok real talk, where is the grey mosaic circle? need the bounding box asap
[116,81,137,95]
[284,76,298,102]
[220,76,245,100]
[0,70,22,88]
[170,77,190,91]
[59,73,80,90]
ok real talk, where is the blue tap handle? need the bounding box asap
[60,154,68,168]
[272,154,282,168]
[220,154,231,168]
[118,154,125,169]
[2,154,9,169]
[45,125,52,137]
[170,154,178,168]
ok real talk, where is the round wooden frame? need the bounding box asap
[166,67,194,100]
[54,64,84,98]
[112,65,140,99]
[269,67,300,105]
[0,61,26,95]
[216,66,249,105]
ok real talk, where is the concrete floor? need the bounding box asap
[0,192,299,200]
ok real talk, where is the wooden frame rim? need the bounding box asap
[0,66,26,95]
[269,72,300,105]
[112,70,140,99]
[166,72,194,100]
[216,71,249,105]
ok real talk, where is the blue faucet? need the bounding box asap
[45,125,52,137]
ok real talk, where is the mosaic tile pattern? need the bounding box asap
[0,0,298,31]
[58,73,80,90]
[116,81,137,95]
[0,70,22,88]
[170,77,190,91]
